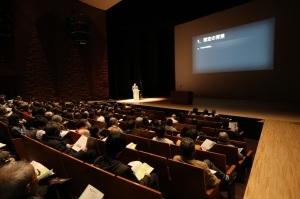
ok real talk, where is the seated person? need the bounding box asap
[108,117,123,133]
[0,150,15,167]
[0,160,42,199]
[177,112,186,123]
[0,107,10,125]
[134,116,144,129]
[95,116,107,136]
[152,126,175,145]
[176,129,202,151]
[165,119,178,133]
[75,119,91,137]
[48,114,64,131]
[211,109,217,117]
[42,123,70,152]
[123,119,135,134]
[171,114,178,123]
[195,122,206,137]
[94,133,159,189]
[8,114,26,138]
[176,126,189,137]
[173,137,232,188]
[217,132,244,160]
[202,109,209,117]
[188,107,199,116]
[42,123,95,162]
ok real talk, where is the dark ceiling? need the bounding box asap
[108,0,251,26]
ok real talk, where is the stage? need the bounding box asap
[117,97,300,122]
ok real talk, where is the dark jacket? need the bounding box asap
[94,155,137,181]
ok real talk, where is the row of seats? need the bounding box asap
[12,135,163,199]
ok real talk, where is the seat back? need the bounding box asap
[120,133,150,152]
[210,144,239,165]
[149,140,170,158]
[168,159,208,199]
[138,150,171,197]
[16,135,163,199]
[169,144,226,173]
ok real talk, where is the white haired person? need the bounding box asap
[0,161,40,199]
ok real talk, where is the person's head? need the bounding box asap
[185,128,198,141]
[211,109,216,116]
[51,114,63,123]
[203,109,209,115]
[0,107,12,117]
[192,107,198,114]
[74,112,82,120]
[44,123,61,137]
[166,118,173,126]
[89,126,100,138]
[0,161,37,199]
[109,117,118,127]
[76,119,88,129]
[44,111,54,120]
[0,95,6,105]
[151,119,161,128]
[96,115,106,123]
[142,117,149,127]
[180,126,189,137]
[0,151,12,166]
[218,131,230,144]
[82,111,89,119]
[135,116,143,128]
[126,119,135,130]
[105,133,126,158]
[77,128,90,137]
[8,114,20,126]
[155,126,165,138]
[178,112,186,123]
[108,126,122,135]
[180,137,195,160]
[32,116,48,129]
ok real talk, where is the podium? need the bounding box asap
[133,88,140,100]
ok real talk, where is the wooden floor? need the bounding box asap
[117,97,300,199]
[244,120,300,199]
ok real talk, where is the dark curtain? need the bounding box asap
[106,3,175,99]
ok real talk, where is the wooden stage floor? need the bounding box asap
[117,97,300,122]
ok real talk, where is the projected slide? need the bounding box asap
[192,18,275,73]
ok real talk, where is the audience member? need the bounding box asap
[173,137,232,188]
[152,126,175,145]
[165,118,178,133]
[94,133,159,189]
[8,114,26,138]
[0,161,42,199]
[0,150,15,167]
[108,117,123,133]
[195,122,206,137]
[217,131,244,159]
[75,119,91,137]
[176,129,202,151]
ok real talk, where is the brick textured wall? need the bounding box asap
[22,27,56,99]
[57,47,90,100]
[6,0,109,101]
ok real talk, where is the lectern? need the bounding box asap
[132,83,140,100]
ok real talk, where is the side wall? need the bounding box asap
[0,0,108,100]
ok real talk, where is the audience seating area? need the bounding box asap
[0,98,259,199]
